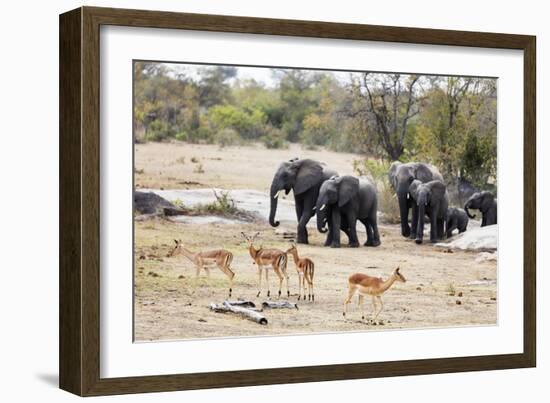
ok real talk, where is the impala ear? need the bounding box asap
[395,267,400,274]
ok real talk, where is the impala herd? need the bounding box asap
[165,232,406,323]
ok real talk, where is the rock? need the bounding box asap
[435,225,497,251]
[134,190,184,215]
[456,300,462,305]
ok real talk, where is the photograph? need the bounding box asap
[132,61,498,342]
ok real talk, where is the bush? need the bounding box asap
[261,126,288,149]
[175,131,188,141]
[145,119,173,141]
[215,128,242,148]
[194,190,238,216]
[353,159,400,224]
[207,104,267,140]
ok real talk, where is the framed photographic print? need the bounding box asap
[59,6,536,396]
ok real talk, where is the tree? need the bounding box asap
[348,73,423,160]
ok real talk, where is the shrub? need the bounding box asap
[145,119,173,141]
[194,190,238,216]
[261,126,288,149]
[215,128,242,148]
[353,158,400,224]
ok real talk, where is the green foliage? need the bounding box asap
[353,159,400,224]
[261,126,288,149]
[193,190,238,216]
[133,62,497,190]
[207,104,267,140]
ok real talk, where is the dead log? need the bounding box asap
[262,300,298,310]
[209,301,268,325]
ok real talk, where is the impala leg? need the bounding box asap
[343,286,355,318]
[359,295,366,320]
[257,267,262,298]
[285,270,290,298]
[372,296,378,322]
[195,265,201,278]
[265,269,271,298]
[297,273,302,300]
[374,296,384,322]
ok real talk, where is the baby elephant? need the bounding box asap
[445,207,469,238]
[409,179,449,244]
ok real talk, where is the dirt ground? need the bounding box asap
[134,142,497,342]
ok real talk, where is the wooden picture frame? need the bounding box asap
[59,6,536,396]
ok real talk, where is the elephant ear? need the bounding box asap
[293,159,324,195]
[408,179,422,200]
[388,161,401,190]
[414,163,436,182]
[480,191,495,211]
[336,176,359,207]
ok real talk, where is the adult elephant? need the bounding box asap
[316,175,380,248]
[408,179,448,244]
[464,191,497,227]
[389,161,444,238]
[269,158,337,244]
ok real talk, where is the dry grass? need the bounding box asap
[134,142,497,341]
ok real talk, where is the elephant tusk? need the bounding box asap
[274,190,281,199]
[319,204,326,211]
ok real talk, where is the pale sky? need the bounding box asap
[164,62,354,88]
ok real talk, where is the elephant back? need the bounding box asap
[357,177,378,217]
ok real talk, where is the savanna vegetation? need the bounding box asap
[134,62,497,192]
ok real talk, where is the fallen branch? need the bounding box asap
[262,300,298,310]
[209,301,268,325]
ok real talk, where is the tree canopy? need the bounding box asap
[134,62,497,189]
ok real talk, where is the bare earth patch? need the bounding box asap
[134,142,496,342]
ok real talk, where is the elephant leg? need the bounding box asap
[294,199,309,244]
[360,218,371,246]
[297,194,315,244]
[348,220,359,247]
[365,211,381,247]
[324,227,333,246]
[330,208,341,248]
[429,208,438,243]
[481,214,487,227]
[437,218,445,239]
[340,214,352,242]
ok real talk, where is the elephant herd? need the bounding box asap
[269,158,497,247]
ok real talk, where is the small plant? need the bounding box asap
[193,190,238,216]
[175,156,186,165]
[134,167,145,174]
[172,198,185,208]
[193,163,205,174]
[191,157,199,163]
[446,283,456,296]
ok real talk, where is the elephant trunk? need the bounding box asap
[397,192,411,237]
[464,201,476,219]
[269,184,280,227]
[316,206,328,233]
[416,203,425,244]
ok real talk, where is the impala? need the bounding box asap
[285,243,314,301]
[241,232,289,298]
[167,239,235,297]
[343,267,406,323]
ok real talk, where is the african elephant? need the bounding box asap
[389,162,444,238]
[269,158,337,244]
[408,179,449,244]
[446,207,469,238]
[316,175,381,248]
[464,191,497,227]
